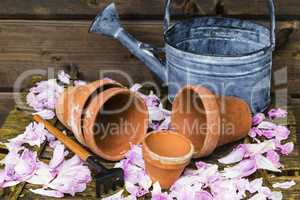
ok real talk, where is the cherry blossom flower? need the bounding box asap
[7,122,54,150]
[268,108,287,120]
[130,84,171,131]
[57,70,70,85]
[277,142,294,155]
[26,79,64,111]
[151,182,171,200]
[252,113,265,126]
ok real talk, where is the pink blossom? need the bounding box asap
[218,144,246,164]
[274,125,290,141]
[268,108,287,119]
[266,150,282,168]
[26,162,54,185]
[8,122,54,150]
[257,121,277,130]
[151,182,171,200]
[0,149,38,188]
[26,79,64,111]
[254,154,281,172]
[115,145,152,197]
[74,80,87,86]
[195,191,213,200]
[249,127,264,138]
[252,113,265,126]
[277,142,294,155]
[57,70,70,85]
[222,158,257,178]
[255,121,290,141]
[130,84,171,131]
[49,143,65,169]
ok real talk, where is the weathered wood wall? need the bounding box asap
[0,0,299,96]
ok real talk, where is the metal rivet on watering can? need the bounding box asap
[89,0,276,114]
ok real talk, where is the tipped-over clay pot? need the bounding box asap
[55,79,122,145]
[171,85,251,158]
[83,87,149,161]
[142,130,194,189]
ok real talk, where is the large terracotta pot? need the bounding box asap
[142,130,194,189]
[171,85,251,158]
[55,79,122,145]
[83,87,149,161]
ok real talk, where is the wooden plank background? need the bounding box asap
[0,0,300,19]
[0,1,299,112]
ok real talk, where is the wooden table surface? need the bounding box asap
[0,101,298,199]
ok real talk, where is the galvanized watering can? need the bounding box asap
[89,0,276,113]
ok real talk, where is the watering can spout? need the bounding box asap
[89,3,167,82]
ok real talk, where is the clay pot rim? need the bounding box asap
[143,130,194,165]
[83,87,149,161]
[70,79,123,145]
[171,85,221,158]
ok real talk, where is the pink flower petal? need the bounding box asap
[254,154,281,172]
[57,70,70,85]
[74,80,87,86]
[270,191,283,200]
[218,144,246,164]
[277,142,294,155]
[30,188,64,198]
[130,84,143,92]
[257,121,277,130]
[266,150,281,168]
[151,182,171,200]
[1,180,21,188]
[33,110,55,120]
[249,193,267,200]
[222,158,257,178]
[14,149,38,180]
[249,127,264,138]
[272,180,296,189]
[268,108,287,120]
[274,125,290,141]
[252,113,265,126]
[49,143,65,169]
[244,140,275,156]
[195,191,213,200]
[248,178,263,193]
[26,79,63,111]
[26,162,54,185]
[195,161,210,169]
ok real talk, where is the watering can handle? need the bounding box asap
[164,0,276,50]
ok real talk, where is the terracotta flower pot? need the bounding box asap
[171,85,251,158]
[56,86,77,129]
[55,79,122,145]
[142,130,194,189]
[83,87,149,161]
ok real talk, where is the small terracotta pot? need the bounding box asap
[83,87,149,161]
[142,130,194,189]
[55,79,122,145]
[171,85,251,158]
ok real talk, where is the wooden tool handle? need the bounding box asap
[33,115,91,161]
